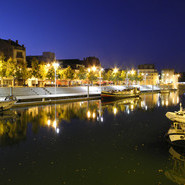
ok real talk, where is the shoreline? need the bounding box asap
[12,89,177,108]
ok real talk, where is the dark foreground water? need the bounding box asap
[0,92,185,185]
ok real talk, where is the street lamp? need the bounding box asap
[92,66,97,72]
[99,68,104,93]
[113,67,118,74]
[126,69,135,87]
[53,62,59,94]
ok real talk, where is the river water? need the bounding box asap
[0,91,184,185]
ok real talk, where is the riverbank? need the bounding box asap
[0,85,178,108]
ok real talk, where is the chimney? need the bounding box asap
[16,40,18,44]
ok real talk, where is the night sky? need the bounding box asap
[1,0,185,71]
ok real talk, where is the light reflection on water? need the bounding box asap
[0,91,184,185]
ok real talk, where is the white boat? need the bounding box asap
[0,96,17,112]
[166,103,185,123]
[166,122,185,147]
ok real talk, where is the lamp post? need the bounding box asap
[113,67,119,85]
[126,69,135,87]
[53,62,59,94]
[99,68,104,93]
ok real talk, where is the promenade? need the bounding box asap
[0,85,164,106]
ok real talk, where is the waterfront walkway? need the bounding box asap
[0,85,162,105]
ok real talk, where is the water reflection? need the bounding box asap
[165,147,185,185]
[0,91,180,146]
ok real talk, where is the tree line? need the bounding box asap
[0,55,143,85]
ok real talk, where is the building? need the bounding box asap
[0,39,26,64]
[83,57,101,67]
[26,52,56,67]
[0,39,26,86]
[58,56,101,69]
[161,69,179,89]
[58,59,84,69]
[137,64,159,85]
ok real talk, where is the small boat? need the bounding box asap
[166,103,185,123]
[0,96,17,112]
[165,122,185,147]
[101,88,140,100]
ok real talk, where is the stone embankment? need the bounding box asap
[0,85,175,107]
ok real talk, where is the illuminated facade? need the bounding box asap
[137,64,159,85]
[0,39,26,86]
[161,69,179,88]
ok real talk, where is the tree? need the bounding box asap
[87,71,97,84]
[77,66,86,80]
[46,67,55,80]
[15,61,29,85]
[31,58,40,78]
[38,62,47,80]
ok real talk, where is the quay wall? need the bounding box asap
[0,85,165,103]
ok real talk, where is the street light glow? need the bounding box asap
[92,66,97,72]
[131,69,135,75]
[53,62,59,69]
[113,67,118,73]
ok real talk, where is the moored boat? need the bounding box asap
[101,87,140,100]
[165,122,185,147]
[166,103,185,123]
[0,96,17,112]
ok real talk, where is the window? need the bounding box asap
[16,52,23,58]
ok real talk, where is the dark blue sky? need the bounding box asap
[1,0,185,71]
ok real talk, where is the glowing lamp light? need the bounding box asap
[113,107,118,115]
[53,120,57,129]
[113,67,118,73]
[53,62,59,69]
[92,112,96,119]
[101,117,103,122]
[47,120,51,126]
[131,104,134,110]
[131,70,135,75]
[56,128,60,134]
[87,111,91,118]
[92,66,97,72]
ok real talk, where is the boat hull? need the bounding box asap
[0,101,16,112]
[101,88,140,100]
[166,112,185,123]
[166,133,185,147]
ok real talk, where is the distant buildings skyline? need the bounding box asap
[0,38,183,74]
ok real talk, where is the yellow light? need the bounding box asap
[131,104,134,110]
[177,74,180,77]
[92,112,96,119]
[141,73,144,76]
[113,67,118,73]
[87,111,91,118]
[131,69,135,75]
[88,68,91,72]
[113,107,117,115]
[166,100,169,106]
[92,66,97,72]
[47,120,51,126]
[53,120,57,129]
[53,62,59,69]
[46,63,50,68]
